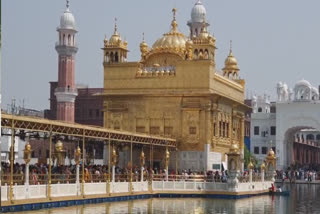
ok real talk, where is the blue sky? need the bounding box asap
[2,0,320,110]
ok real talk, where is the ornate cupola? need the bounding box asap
[191,14,216,61]
[222,41,240,79]
[103,18,128,64]
[139,33,149,61]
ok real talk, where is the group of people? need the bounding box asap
[1,162,234,185]
[276,166,320,183]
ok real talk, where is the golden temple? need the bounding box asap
[102,2,249,171]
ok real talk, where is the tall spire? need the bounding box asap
[229,40,233,55]
[171,8,178,31]
[66,0,70,10]
[114,17,118,35]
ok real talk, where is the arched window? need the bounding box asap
[316,134,320,141]
[115,52,119,62]
[194,49,199,59]
[63,34,66,45]
[258,107,262,112]
[110,52,114,63]
[306,134,314,141]
[195,28,198,36]
[68,35,71,45]
[204,49,209,59]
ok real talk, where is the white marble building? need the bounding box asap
[250,95,276,163]
[250,80,320,169]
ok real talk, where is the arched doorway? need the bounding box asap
[277,118,320,169]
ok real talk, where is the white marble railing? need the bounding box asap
[153,181,228,191]
[1,179,273,202]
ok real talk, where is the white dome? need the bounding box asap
[311,87,319,95]
[191,0,206,23]
[277,82,283,87]
[60,8,76,30]
[295,79,311,89]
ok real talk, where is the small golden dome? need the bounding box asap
[55,140,64,152]
[76,146,81,154]
[225,52,238,65]
[140,40,148,48]
[24,142,32,152]
[229,143,240,154]
[260,162,266,170]
[109,18,123,45]
[223,41,239,71]
[248,161,254,170]
[186,39,193,48]
[223,51,239,71]
[267,148,275,157]
[198,32,209,40]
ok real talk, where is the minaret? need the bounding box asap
[187,0,209,38]
[55,0,78,122]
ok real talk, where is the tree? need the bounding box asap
[244,145,257,170]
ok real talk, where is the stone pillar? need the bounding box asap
[76,164,80,195]
[204,103,212,172]
[112,165,115,182]
[103,142,108,165]
[165,166,169,181]
[261,169,265,182]
[25,163,30,186]
[25,163,30,199]
[141,167,144,182]
[249,169,253,183]
[240,116,245,172]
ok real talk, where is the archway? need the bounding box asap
[278,117,320,169]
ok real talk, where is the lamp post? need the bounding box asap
[74,145,81,195]
[140,149,145,182]
[23,142,32,199]
[247,159,254,183]
[260,161,265,182]
[23,142,32,185]
[265,148,276,182]
[111,146,118,183]
[54,140,66,166]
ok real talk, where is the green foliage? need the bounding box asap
[244,145,257,169]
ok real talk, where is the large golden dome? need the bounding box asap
[149,8,187,57]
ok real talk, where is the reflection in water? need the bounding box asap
[11,184,320,214]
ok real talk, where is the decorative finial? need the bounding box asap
[142,32,145,42]
[172,8,177,20]
[114,17,118,34]
[201,13,208,33]
[66,0,70,9]
[171,8,178,31]
[229,40,233,55]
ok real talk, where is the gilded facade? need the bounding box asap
[102,2,249,171]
